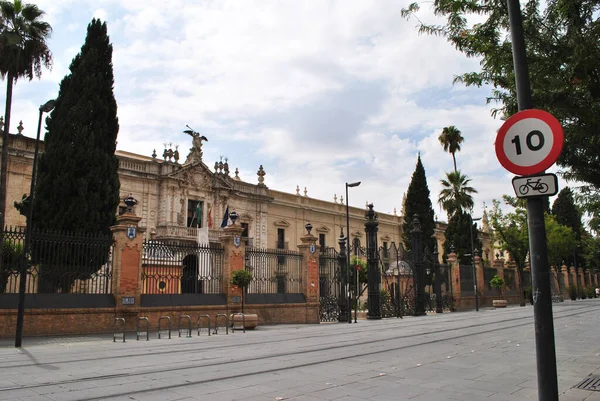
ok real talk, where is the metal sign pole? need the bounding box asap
[506,0,558,399]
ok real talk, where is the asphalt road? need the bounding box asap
[1,300,600,400]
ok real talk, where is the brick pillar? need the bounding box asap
[578,268,585,289]
[219,224,245,308]
[569,266,576,289]
[493,258,505,281]
[561,264,569,295]
[447,250,459,300]
[474,254,484,299]
[550,267,558,293]
[297,231,319,304]
[110,204,146,324]
[586,270,592,288]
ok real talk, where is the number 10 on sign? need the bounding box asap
[495,109,564,176]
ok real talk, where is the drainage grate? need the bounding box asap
[575,376,600,391]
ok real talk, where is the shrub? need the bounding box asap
[568,285,577,300]
[231,269,253,288]
[490,275,505,296]
[585,287,596,299]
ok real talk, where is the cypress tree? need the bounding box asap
[33,19,119,292]
[402,155,436,253]
[442,210,482,265]
[552,187,582,241]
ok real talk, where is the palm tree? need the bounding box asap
[438,126,464,172]
[438,170,477,217]
[0,0,52,229]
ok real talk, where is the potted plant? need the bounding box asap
[490,275,508,308]
[231,269,253,313]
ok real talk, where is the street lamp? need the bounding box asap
[15,99,56,348]
[345,181,361,324]
[469,215,482,312]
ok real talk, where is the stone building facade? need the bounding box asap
[1,131,495,261]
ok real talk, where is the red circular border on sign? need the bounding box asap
[495,109,564,176]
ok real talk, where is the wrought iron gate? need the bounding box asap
[318,247,342,322]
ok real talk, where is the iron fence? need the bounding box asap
[459,265,475,296]
[0,227,114,294]
[504,269,517,294]
[318,247,341,322]
[141,240,224,294]
[245,247,303,294]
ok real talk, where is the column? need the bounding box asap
[447,249,459,302]
[110,195,146,324]
[297,226,319,304]
[365,204,381,319]
[561,264,569,296]
[219,223,245,307]
[474,253,485,300]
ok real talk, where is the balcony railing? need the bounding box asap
[155,225,253,245]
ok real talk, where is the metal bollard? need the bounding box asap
[197,314,211,336]
[178,315,192,338]
[158,316,171,339]
[231,313,246,333]
[136,317,149,341]
[213,314,228,335]
[113,318,126,343]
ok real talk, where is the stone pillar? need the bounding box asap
[110,196,146,324]
[365,204,381,319]
[297,226,319,304]
[474,253,484,300]
[447,249,459,300]
[578,268,585,290]
[493,258,505,281]
[219,223,245,308]
[550,267,558,294]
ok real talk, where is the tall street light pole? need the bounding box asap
[469,215,482,312]
[15,99,56,348]
[345,181,361,324]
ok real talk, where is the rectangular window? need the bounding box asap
[187,200,203,228]
[118,206,127,216]
[241,222,249,238]
[277,228,285,249]
[319,234,326,253]
[383,241,389,258]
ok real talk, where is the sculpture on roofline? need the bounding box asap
[183,124,208,164]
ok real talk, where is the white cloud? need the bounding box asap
[1,0,543,227]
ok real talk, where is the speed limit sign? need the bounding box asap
[495,109,564,176]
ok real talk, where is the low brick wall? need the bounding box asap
[455,294,523,310]
[0,302,320,338]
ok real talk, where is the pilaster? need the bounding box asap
[219,224,246,307]
[297,233,319,303]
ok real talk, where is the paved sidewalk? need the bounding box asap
[1,300,600,400]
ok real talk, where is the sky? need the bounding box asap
[2,0,568,222]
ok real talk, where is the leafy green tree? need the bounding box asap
[438,170,477,218]
[442,209,482,265]
[32,19,119,292]
[231,269,253,313]
[0,0,52,230]
[488,196,529,306]
[401,0,600,224]
[402,155,436,253]
[438,126,464,172]
[552,187,582,241]
[545,214,577,269]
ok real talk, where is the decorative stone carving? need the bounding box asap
[183,126,207,164]
[257,165,266,185]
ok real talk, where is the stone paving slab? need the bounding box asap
[0,300,599,400]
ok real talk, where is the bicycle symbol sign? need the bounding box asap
[495,109,564,176]
[512,173,558,199]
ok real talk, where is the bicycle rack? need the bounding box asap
[178,315,192,338]
[197,314,211,336]
[231,313,246,333]
[158,316,171,339]
[136,317,149,341]
[213,314,228,335]
[113,318,126,343]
